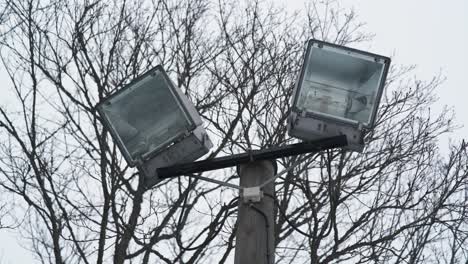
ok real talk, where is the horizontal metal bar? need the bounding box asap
[155,135,347,179]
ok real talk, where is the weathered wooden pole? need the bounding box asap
[234,160,275,264]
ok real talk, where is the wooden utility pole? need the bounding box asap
[235,160,275,264]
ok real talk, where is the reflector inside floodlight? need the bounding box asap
[99,68,195,164]
[295,42,386,127]
[289,40,390,151]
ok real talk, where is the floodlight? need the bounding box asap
[288,39,390,151]
[97,66,212,183]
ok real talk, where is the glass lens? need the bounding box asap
[296,46,384,126]
[101,71,192,160]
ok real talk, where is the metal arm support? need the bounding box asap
[155,135,347,180]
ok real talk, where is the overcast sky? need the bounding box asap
[344,0,468,143]
[1,0,467,262]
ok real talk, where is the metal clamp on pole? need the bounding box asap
[242,187,263,203]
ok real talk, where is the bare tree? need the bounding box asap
[0,0,467,263]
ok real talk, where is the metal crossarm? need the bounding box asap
[155,135,347,179]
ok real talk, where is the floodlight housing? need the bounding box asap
[96,66,212,182]
[288,39,390,151]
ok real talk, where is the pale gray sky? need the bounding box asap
[1,0,467,263]
[343,0,468,143]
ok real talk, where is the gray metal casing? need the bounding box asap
[288,39,390,151]
[96,66,213,184]
[288,112,364,152]
[140,126,213,186]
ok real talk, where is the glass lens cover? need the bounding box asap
[101,70,192,161]
[296,45,384,126]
